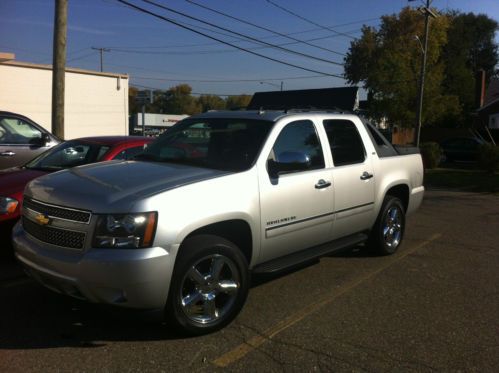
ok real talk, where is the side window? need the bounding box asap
[269,120,325,173]
[323,120,366,166]
[0,117,42,145]
[113,146,145,160]
[113,150,126,160]
[125,146,145,160]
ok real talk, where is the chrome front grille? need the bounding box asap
[23,218,86,249]
[22,198,91,250]
[23,198,91,224]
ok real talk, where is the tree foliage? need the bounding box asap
[344,7,498,128]
[129,85,253,115]
[225,94,252,110]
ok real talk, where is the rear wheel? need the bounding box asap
[369,196,405,255]
[166,235,249,335]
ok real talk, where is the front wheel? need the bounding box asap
[368,196,405,255]
[166,235,249,335]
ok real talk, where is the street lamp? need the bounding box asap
[259,81,283,91]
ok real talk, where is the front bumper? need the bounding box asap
[12,221,175,310]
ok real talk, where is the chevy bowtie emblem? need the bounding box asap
[35,213,50,225]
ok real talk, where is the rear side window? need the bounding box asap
[113,145,145,160]
[323,120,365,166]
[270,120,325,171]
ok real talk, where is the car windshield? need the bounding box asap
[25,140,111,171]
[136,118,274,171]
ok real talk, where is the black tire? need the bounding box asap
[368,196,405,256]
[166,234,249,335]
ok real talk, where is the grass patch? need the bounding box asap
[425,168,499,194]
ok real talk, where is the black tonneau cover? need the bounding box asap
[247,87,359,111]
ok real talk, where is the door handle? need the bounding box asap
[360,171,373,180]
[0,151,16,157]
[315,179,332,189]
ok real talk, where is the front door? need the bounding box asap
[258,119,334,263]
[0,115,48,169]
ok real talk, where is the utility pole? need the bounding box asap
[51,0,68,139]
[412,0,437,147]
[91,47,110,72]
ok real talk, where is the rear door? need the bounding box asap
[322,119,376,239]
[258,119,334,263]
[0,115,51,169]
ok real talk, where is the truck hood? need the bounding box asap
[25,160,229,213]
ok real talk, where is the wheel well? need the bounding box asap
[183,220,253,263]
[385,184,409,212]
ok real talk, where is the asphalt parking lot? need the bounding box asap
[0,189,498,372]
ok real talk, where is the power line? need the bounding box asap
[131,83,247,97]
[265,0,356,40]
[131,74,329,83]
[102,17,379,50]
[67,51,96,63]
[107,62,330,82]
[100,28,363,57]
[138,0,344,66]
[184,0,345,57]
[115,0,345,79]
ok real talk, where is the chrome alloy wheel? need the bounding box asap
[179,254,240,325]
[383,206,402,248]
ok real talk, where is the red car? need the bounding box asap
[0,136,153,235]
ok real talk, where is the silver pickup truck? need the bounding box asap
[13,110,424,334]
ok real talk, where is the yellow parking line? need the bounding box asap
[212,233,442,368]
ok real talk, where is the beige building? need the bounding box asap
[0,55,129,139]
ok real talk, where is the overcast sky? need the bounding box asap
[1,0,498,96]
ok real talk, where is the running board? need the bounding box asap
[252,232,369,274]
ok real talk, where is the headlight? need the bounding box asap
[0,197,19,215]
[93,212,157,249]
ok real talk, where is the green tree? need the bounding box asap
[146,84,201,115]
[344,7,473,127]
[225,95,252,110]
[128,86,141,115]
[197,94,226,112]
[442,12,498,126]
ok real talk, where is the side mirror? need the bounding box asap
[32,133,51,147]
[268,151,311,178]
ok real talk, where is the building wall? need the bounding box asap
[0,62,128,139]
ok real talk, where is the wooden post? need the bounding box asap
[52,0,68,139]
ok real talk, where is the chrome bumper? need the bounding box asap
[12,221,174,310]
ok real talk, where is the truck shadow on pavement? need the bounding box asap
[0,244,369,350]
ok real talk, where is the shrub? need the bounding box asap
[420,142,442,169]
[479,143,499,173]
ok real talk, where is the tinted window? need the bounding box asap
[138,119,273,171]
[114,145,145,160]
[323,120,365,166]
[270,120,324,172]
[25,141,111,171]
[0,117,42,145]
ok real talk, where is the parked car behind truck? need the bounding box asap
[13,110,424,334]
[1,136,153,246]
[0,111,59,170]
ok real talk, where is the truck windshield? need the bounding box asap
[136,118,274,171]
